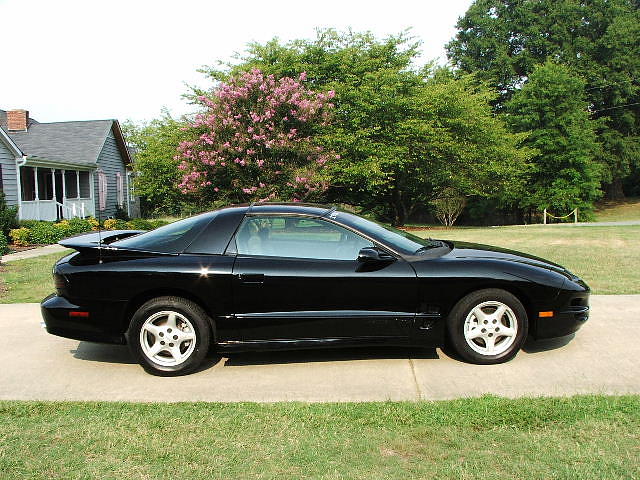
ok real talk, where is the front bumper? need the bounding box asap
[534,290,590,339]
[41,294,127,344]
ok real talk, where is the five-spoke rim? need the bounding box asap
[463,301,518,356]
[139,310,196,367]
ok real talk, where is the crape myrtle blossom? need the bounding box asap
[177,69,338,202]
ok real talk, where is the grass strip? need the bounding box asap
[0,395,638,479]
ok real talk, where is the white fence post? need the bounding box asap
[543,208,547,225]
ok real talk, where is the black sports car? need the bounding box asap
[42,203,590,375]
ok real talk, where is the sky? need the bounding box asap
[0,0,473,124]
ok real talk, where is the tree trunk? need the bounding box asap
[391,189,408,226]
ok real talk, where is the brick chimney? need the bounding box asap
[7,109,29,131]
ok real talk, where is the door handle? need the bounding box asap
[237,273,265,284]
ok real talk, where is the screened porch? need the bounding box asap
[20,166,95,221]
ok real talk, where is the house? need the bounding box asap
[0,108,139,221]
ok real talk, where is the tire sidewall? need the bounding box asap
[128,297,211,376]
[447,289,528,364]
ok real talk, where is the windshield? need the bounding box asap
[335,212,444,255]
[112,213,214,253]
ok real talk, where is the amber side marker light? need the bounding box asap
[69,311,90,318]
[538,311,554,318]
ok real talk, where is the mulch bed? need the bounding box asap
[6,244,48,254]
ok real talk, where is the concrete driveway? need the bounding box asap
[1,295,638,402]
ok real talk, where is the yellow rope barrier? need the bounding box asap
[543,208,578,224]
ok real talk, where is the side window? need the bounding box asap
[235,216,374,260]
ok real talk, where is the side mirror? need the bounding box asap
[357,247,395,263]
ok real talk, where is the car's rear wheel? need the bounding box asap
[446,289,528,364]
[128,296,211,376]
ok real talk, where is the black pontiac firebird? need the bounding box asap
[42,203,590,375]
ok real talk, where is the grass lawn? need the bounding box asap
[0,250,73,303]
[413,225,639,294]
[0,395,638,479]
[595,197,640,222]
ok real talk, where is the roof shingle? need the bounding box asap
[0,109,123,167]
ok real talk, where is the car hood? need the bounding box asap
[446,240,570,275]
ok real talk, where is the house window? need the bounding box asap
[21,166,36,201]
[98,171,107,211]
[37,168,54,200]
[79,171,91,198]
[65,170,78,198]
[116,172,124,206]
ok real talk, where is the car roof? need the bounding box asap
[239,202,333,217]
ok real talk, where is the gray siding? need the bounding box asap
[0,140,18,206]
[94,128,127,218]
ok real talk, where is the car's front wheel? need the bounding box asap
[128,296,211,376]
[446,289,528,364]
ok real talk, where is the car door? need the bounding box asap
[228,215,419,342]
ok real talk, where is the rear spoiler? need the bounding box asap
[59,230,147,255]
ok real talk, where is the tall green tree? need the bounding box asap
[447,0,640,197]
[198,29,530,225]
[327,69,531,225]
[122,111,192,216]
[506,62,602,215]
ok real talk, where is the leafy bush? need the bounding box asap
[67,218,93,235]
[148,219,170,229]
[0,191,18,237]
[88,217,100,231]
[126,218,153,230]
[431,189,467,227]
[103,219,117,230]
[114,206,130,221]
[28,222,64,245]
[0,231,8,255]
[10,227,31,246]
[103,219,129,230]
[54,220,73,238]
[19,220,42,229]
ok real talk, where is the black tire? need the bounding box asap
[127,296,211,376]
[446,288,528,365]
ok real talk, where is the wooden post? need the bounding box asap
[543,208,547,225]
[51,168,57,220]
[61,170,66,219]
[574,208,578,224]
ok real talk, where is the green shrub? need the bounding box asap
[114,205,130,221]
[103,218,117,230]
[148,219,170,229]
[114,219,129,230]
[67,217,93,235]
[126,218,152,230]
[0,231,8,255]
[88,217,100,231]
[28,222,64,245]
[10,227,31,246]
[0,191,18,237]
[19,220,41,229]
[54,220,73,238]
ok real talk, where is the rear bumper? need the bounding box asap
[41,294,126,344]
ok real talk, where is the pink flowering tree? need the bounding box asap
[177,69,338,203]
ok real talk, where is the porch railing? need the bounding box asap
[56,201,87,220]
